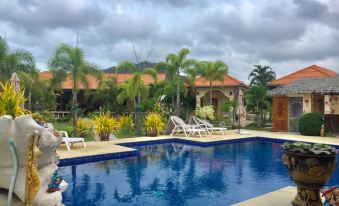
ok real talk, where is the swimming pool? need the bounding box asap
[59,140,339,206]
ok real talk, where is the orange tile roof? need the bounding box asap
[195,74,247,87]
[269,65,337,86]
[40,71,166,89]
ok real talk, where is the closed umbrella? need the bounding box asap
[10,72,20,93]
[236,89,248,134]
[10,72,24,108]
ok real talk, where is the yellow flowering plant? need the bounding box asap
[93,113,118,141]
[0,81,30,118]
[144,113,165,137]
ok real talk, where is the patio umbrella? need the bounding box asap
[10,72,20,93]
[10,72,24,108]
[236,89,245,134]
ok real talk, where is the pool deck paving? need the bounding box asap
[232,186,297,206]
[57,130,339,159]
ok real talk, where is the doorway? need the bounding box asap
[289,97,303,132]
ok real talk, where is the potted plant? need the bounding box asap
[282,142,337,206]
[144,113,165,137]
[93,113,117,141]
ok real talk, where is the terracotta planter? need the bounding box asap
[147,130,158,137]
[282,150,336,206]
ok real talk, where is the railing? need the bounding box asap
[51,111,71,119]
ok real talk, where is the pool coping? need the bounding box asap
[58,135,339,167]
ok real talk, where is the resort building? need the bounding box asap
[268,65,338,132]
[40,71,166,112]
[195,74,249,116]
[40,70,248,117]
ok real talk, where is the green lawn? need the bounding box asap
[243,122,272,131]
[52,121,70,131]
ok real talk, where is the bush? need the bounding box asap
[298,113,323,136]
[144,113,165,136]
[77,118,94,141]
[94,113,118,141]
[196,105,215,121]
[0,81,30,117]
[117,115,134,132]
[40,110,55,123]
[32,113,46,125]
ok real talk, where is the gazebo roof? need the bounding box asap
[268,76,339,96]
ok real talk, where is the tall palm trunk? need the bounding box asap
[72,89,78,137]
[72,68,78,137]
[176,81,180,117]
[209,80,213,105]
[136,89,142,136]
[171,94,175,114]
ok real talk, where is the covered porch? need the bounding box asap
[269,76,339,133]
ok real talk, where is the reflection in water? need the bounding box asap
[60,141,339,206]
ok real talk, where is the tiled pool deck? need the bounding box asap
[55,130,338,205]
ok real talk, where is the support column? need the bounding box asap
[324,95,331,114]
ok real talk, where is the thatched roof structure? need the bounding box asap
[268,76,339,96]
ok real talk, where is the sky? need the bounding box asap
[1,0,339,81]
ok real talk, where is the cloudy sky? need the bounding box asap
[1,0,339,81]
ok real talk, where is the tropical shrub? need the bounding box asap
[32,113,46,125]
[117,115,134,132]
[77,118,94,141]
[144,113,165,136]
[40,110,55,123]
[94,113,118,141]
[0,81,30,117]
[223,99,236,113]
[196,105,215,120]
[298,113,323,136]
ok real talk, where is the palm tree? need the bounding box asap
[116,60,158,135]
[248,65,276,87]
[92,77,119,111]
[48,43,101,136]
[198,61,228,105]
[245,86,270,127]
[158,48,199,117]
[0,36,36,82]
[18,71,56,111]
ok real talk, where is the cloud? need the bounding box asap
[0,0,105,32]
[0,0,338,82]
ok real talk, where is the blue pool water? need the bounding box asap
[60,141,339,206]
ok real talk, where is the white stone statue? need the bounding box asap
[0,115,68,206]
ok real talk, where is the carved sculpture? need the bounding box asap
[0,115,67,206]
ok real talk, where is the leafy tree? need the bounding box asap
[18,71,56,111]
[0,36,36,82]
[90,77,119,112]
[116,60,158,135]
[157,48,199,117]
[198,61,228,104]
[248,65,276,87]
[48,43,101,136]
[245,86,270,127]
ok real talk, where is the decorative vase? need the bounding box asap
[282,150,336,206]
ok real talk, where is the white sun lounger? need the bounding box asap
[170,116,207,138]
[190,116,228,136]
[59,131,87,151]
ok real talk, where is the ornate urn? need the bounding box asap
[282,142,337,206]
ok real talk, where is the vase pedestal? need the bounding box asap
[292,187,322,206]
